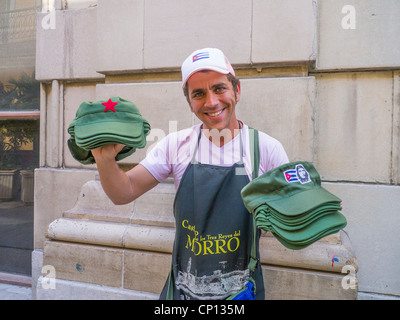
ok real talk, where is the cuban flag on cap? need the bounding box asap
[284,169,298,183]
[192,51,210,63]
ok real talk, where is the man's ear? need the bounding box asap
[235,80,241,103]
[188,100,194,112]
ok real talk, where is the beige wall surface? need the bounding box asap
[34,0,400,299]
[317,0,400,70]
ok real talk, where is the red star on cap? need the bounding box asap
[102,98,118,112]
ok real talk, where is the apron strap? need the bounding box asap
[249,127,260,181]
[248,127,259,274]
[166,269,174,300]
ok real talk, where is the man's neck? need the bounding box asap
[201,121,242,147]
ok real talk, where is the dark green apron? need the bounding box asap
[160,127,264,300]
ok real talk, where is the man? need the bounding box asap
[296,163,311,184]
[92,48,289,300]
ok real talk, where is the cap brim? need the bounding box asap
[266,187,342,216]
[67,138,94,164]
[182,66,230,88]
[267,207,340,230]
[75,121,145,140]
[256,211,347,246]
[75,134,145,148]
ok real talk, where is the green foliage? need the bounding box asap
[0,71,40,169]
[0,120,35,170]
[0,71,40,111]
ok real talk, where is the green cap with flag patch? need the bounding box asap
[241,161,342,215]
[241,161,347,250]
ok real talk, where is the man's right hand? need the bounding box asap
[91,144,125,162]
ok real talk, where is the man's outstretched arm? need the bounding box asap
[92,144,159,205]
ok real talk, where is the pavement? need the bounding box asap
[0,201,33,276]
[0,282,32,300]
[0,200,34,300]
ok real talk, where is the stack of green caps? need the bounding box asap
[68,97,151,164]
[241,161,347,250]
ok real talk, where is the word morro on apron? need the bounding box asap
[160,126,264,300]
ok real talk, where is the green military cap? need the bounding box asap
[253,205,346,249]
[257,203,342,231]
[241,161,342,216]
[67,97,150,164]
[241,161,347,250]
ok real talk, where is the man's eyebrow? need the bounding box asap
[190,82,229,95]
[211,82,228,89]
[190,88,205,95]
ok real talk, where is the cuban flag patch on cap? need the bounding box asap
[284,169,298,183]
[283,164,312,184]
[192,51,210,62]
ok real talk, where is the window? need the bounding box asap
[0,0,40,278]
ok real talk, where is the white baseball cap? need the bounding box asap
[181,48,235,88]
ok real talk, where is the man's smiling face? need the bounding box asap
[187,70,241,135]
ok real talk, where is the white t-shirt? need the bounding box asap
[140,123,289,190]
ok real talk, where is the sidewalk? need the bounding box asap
[0,201,34,300]
[0,273,33,300]
[0,282,32,300]
[0,201,34,276]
